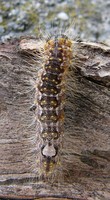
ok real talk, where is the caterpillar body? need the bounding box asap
[35,34,73,176]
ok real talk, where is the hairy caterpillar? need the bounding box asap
[33,34,73,176]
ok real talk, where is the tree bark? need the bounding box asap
[0,38,110,200]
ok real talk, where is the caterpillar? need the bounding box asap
[34,34,73,176]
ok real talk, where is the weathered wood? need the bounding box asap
[0,38,110,200]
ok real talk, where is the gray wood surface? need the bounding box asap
[0,38,110,200]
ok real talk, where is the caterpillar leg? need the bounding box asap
[30,104,37,111]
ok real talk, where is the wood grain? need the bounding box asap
[0,38,110,200]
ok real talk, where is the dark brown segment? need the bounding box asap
[39,110,58,123]
[45,62,65,74]
[42,125,59,133]
[38,96,59,108]
[41,72,62,85]
[50,48,62,58]
[38,82,61,95]
[40,123,62,140]
[41,131,60,140]
[42,156,56,173]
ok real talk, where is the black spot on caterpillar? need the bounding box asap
[35,34,73,176]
